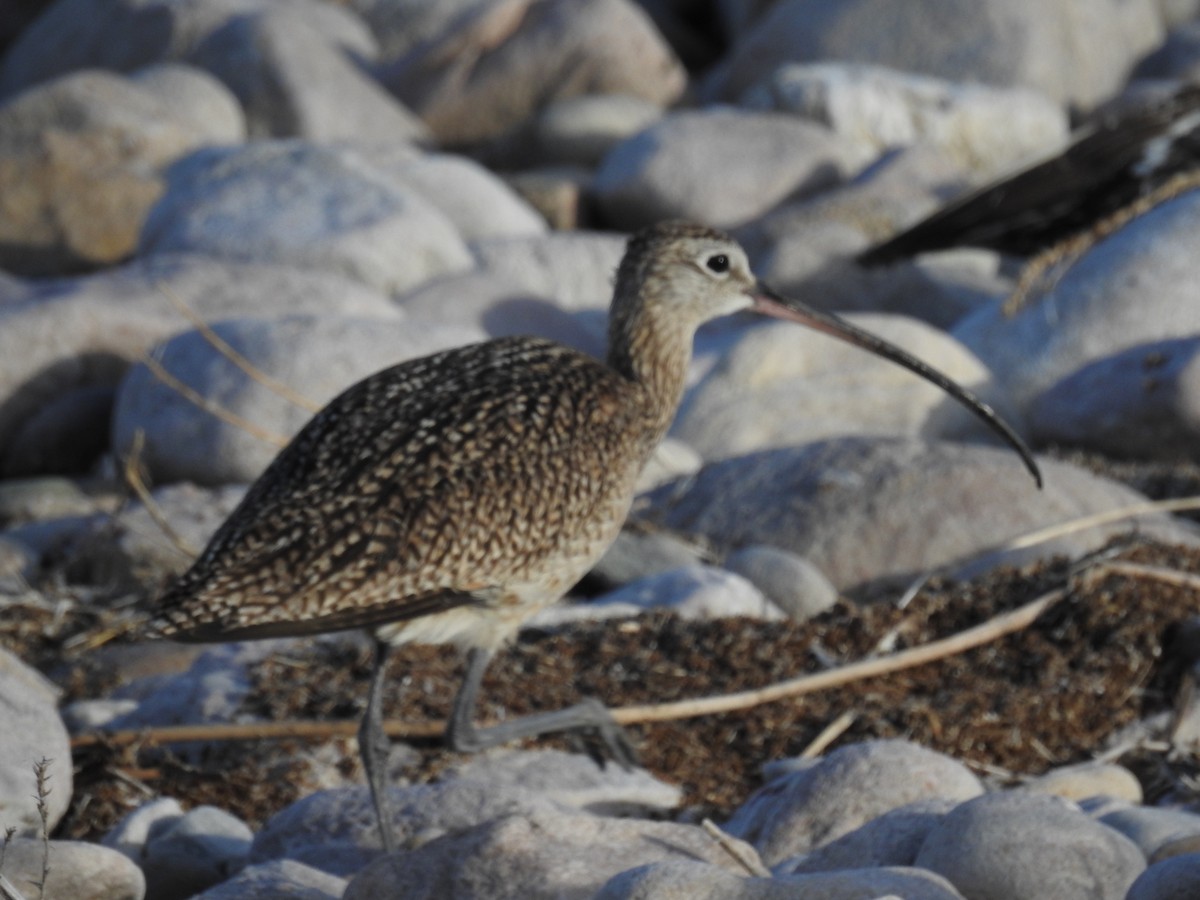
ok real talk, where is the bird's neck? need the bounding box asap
[606,302,693,443]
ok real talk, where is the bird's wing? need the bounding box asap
[149,337,639,641]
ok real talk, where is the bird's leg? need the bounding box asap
[446,646,639,769]
[358,638,398,853]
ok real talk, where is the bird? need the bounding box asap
[144,220,1042,853]
[858,82,1200,265]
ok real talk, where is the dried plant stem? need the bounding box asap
[122,429,198,559]
[701,819,771,877]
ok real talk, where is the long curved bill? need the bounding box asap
[751,281,1042,488]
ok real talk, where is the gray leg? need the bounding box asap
[359,639,397,853]
[445,647,639,769]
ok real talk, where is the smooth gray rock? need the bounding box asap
[1127,853,1200,900]
[349,0,489,59]
[111,313,485,486]
[915,791,1145,900]
[140,805,254,900]
[0,477,99,525]
[0,68,239,275]
[724,740,983,865]
[596,858,966,899]
[593,108,855,230]
[531,564,782,629]
[700,0,1162,109]
[954,188,1200,410]
[3,383,115,477]
[782,798,957,874]
[0,0,377,97]
[103,796,185,861]
[589,528,708,590]
[672,314,1017,461]
[1100,805,1200,858]
[0,647,71,836]
[526,94,665,167]
[722,546,838,621]
[377,0,685,146]
[0,252,398,469]
[342,803,761,900]
[139,141,473,294]
[0,837,146,900]
[193,859,347,899]
[646,437,1200,592]
[1028,337,1200,461]
[189,8,427,143]
[742,62,1067,179]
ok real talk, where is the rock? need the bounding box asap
[102,796,185,863]
[66,483,246,588]
[592,108,857,230]
[0,536,36,593]
[0,838,146,900]
[588,527,707,590]
[356,151,546,241]
[0,0,377,98]
[349,0,489,60]
[192,859,347,899]
[1027,337,1200,461]
[782,798,958,873]
[596,859,967,900]
[189,8,428,143]
[645,437,1200,592]
[523,94,665,168]
[503,167,589,231]
[139,805,254,900]
[0,477,99,525]
[111,314,486,486]
[1025,761,1143,803]
[0,68,239,275]
[1127,854,1200,900]
[1134,20,1200,80]
[700,0,1163,110]
[723,740,984,865]
[377,0,685,147]
[59,698,140,732]
[127,63,246,145]
[742,63,1068,179]
[723,546,838,621]
[0,646,71,836]
[672,315,1019,461]
[140,142,474,295]
[954,187,1200,410]
[439,749,681,817]
[914,791,1145,900]
[1099,805,1200,858]
[342,803,761,900]
[250,782,558,876]
[532,564,781,629]
[0,252,398,469]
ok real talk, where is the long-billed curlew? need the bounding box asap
[145,220,1041,851]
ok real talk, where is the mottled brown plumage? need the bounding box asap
[146,220,1039,852]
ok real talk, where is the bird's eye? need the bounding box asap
[705,254,730,274]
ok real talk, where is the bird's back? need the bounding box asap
[148,336,653,642]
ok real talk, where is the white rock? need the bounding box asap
[596,859,967,900]
[915,791,1145,900]
[140,805,254,900]
[103,796,185,861]
[0,647,71,836]
[342,803,761,900]
[588,528,708,590]
[188,7,428,143]
[0,838,146,900]
[1028,337,1200,461]
[700,0,1163,110]
[527,94,665,167]
[954,187,1200,410]
[723,739,984,865]
[672,314,1019,461]
[193,858,347,899]
[724,546,838,621]
[139,141,473,295]
[112,314,485,486]
[593,107,858,230]
[742,62,1068,178]
[531,564,782,629]
[1025,761,1143,803]
[127,63,246,145]
[648,437,1200,592]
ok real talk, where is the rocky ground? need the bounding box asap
[4,0,1200,898]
